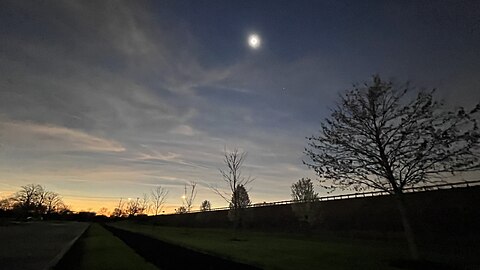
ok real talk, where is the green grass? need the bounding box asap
[56,223,158,270]
[111,222,411,270]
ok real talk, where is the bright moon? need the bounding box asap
[248,34,261,49]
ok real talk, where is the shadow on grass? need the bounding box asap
[104,224,262,270]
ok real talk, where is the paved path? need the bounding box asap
[0,221,88,270]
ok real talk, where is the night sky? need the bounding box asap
[1,1,479,212]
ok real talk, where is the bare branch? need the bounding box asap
[151,186,168,215]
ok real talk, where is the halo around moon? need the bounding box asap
[248,34,261,49]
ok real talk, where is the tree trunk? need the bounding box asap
[395,193,420,260]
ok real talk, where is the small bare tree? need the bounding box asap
[200,200,211,211]
[97,207,109,216]
[125,197,143,216]
[211,148,254,229]
[0,197,14,211]
[291,178,319,228]
[43,191,63,215]
[175,206,187,214]
[112,198,126,217]
[139,193,150,215]
[151,186,168,215]
[182,181,197,213]
[291,178,318,202]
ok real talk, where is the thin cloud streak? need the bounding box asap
[1,120,125,152]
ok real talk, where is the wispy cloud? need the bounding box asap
[170,125,198,136]
[1,120,125,152]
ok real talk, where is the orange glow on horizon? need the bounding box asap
[64,197,183,215]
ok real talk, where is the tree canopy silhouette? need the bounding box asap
[5,184,68,218]
[291,178,318,202]
[200,200,211,211]
[229,185,251,209]
[304,75,479,259]
[291,178,319,228]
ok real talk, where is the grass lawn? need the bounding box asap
[55,223,158,270]
[111,222,412,270]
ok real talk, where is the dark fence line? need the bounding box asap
[188,179,480,213]
[142,184,480,235]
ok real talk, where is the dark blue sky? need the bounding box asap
[0,0,479,212]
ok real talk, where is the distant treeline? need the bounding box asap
[0,184,108,222]
[0,184,70,219]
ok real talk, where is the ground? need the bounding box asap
[111,221,476,270]
[54,223,158,270]
[0,221,88,270]
[2,220,475,270]
[111,222,409,270]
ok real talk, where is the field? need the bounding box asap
[111,221,478,270]
[111,222,415,270]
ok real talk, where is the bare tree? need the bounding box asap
[175,206,187,214]
[97,207,109,216]
[10,184,66,217]
[14,184,42,207]
[304,75,479,259]
[211,148,254,229]
[151,186,168,215]
[291,178,318,202]
[54,202,69,214]
[182,181,197,213]
[0,197,14,211]
[139,193,150,215]
[200,200,211,211]
[112,198,126,217]
[125,197,143,216]
[291,178,319,228]
[43,191,63,215]
[13,184,45,216]
[212,148,253,202]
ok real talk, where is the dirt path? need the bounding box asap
[103,225,261,270]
